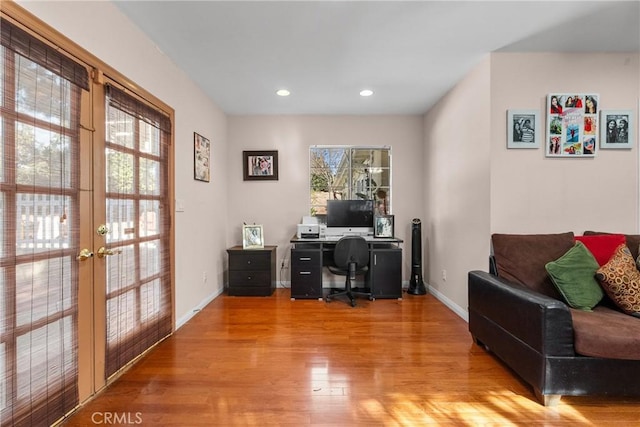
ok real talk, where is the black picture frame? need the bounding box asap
[243,150,279,181]
[374,215,394,238]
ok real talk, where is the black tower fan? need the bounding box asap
[408,218,427,295]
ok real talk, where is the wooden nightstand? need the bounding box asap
[226,246,277,296]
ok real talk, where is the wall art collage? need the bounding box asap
[507,93,635,157]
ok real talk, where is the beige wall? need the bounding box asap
[227,115,424,282]
[18,1,230,326]
[423,57,492,318]
[423,51,640,318]
[490,52,640,234]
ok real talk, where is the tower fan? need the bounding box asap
[408,218,427,295]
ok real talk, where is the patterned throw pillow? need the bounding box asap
[596,244,640,318]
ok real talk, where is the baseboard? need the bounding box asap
[175,287,224,330]
[426,283,469,323]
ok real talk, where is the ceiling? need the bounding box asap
[114,1,640,115]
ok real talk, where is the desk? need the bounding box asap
[290,236,403,300]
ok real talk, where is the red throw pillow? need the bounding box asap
[575,234,626,266]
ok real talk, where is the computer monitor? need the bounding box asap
[326,199,374,236]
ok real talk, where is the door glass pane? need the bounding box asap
[139,158,160,195]
[106,149,134,194]
[139,200,159,237]
[15,56,71,127]
[140,279,161,323]
[16,123,72,188]
[0,194,4,258]
[16,316,74,400]
[106,198,135,243]
[106,244,135,293]
[107,290,136,341]
[139,121,159,155]
[140,240,160,279]
[15,257,72,327]
[0,121,4,182]
[0,343,5,411]
[0,268,4,334]
[16,194,72,255]
[106,108,134,149]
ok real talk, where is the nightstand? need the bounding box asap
[226,245,277,296]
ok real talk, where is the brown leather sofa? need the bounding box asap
[468,232,640,405]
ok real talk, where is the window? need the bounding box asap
[309,146,391,216]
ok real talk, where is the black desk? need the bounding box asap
[289,235,403,300]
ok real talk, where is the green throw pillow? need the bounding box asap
[545,241,604,311]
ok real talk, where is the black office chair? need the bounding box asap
[325,236,372,307]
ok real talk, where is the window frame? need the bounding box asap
[309,145,392,217]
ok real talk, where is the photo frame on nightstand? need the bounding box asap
[242,224,264,249]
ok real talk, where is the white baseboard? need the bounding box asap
[426,283,469,323]
[175,287,224,330]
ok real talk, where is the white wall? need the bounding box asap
[227,115,424,283]
[17,1,230,326]
[423,57,492,319]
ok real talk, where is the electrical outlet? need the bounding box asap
[441,269,447,281]
[203,271,207,283]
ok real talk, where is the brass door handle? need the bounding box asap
[76,248,94,261]
[97,246,122,258]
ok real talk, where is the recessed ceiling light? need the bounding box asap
[276,89,291,97]
[360,89,374,97]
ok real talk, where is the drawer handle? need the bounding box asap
[247,276,252,280]
[246,260,251,265]
[300,272,311,275]
[299,257,311,261]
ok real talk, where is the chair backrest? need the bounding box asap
[333,236,369,270]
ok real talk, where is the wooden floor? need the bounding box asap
[62,289,639,426]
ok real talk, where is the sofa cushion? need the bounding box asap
[575,233,626,266]
[583,231,640,260]
[545,242,603,311]
[595,244,640,318]
[492,232,575,299]
[571,306,640,360]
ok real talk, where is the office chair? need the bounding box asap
[325,236,373,307]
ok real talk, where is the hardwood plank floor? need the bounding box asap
[61,289,638,426]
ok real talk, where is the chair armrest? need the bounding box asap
[468,270,575,356]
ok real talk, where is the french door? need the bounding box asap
[1,10,173,426]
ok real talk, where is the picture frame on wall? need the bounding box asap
[546,93,599,157]
[194,132,211,182]
[507,110,540,149]
[242,224,264,249]
[374,215,394,238]
[243,150,279,181]
[600,110,634,149]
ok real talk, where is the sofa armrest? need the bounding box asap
[468,270,575,356]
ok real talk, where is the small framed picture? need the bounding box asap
[507,110,540,149]
[243,150,279,181]
[194,132,210,182]
[374,215,394,238]
[242,224,264,249]
[600,110,633,149]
